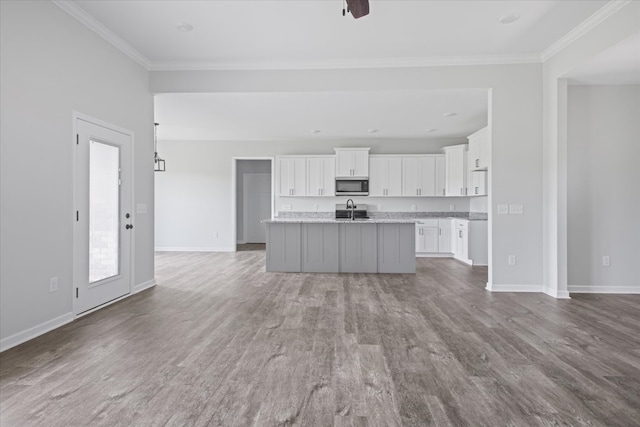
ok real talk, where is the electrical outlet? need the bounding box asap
[602,256,610,267]
[449,204,455,211]
[497,204,509,215]
[49,277,58,292]
[411,204,417,211]
[508,255,516,266]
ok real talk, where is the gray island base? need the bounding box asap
[264,220,416,273]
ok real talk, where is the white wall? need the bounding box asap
[236,160,272,242]
[542,1,639,298]
[0,1,154,347]
[155,138,472,251]
[567,85,640,292]
[152,63,543,289]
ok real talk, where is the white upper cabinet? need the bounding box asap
[470,170,487,196]
[369,156,402,197]
[443,144,468,196]
[435,155,446,197]
[335,148,370,177]
[306,157,335,197]
[277,156,306,197]
[402,156,437,197]
[467,127,489,170]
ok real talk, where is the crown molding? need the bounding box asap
[540,0,632,62]
[148,54,541,71]
[52,0,151,70]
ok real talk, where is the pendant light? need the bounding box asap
[153,122,166,172]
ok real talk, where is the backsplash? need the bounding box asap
[276,211,488,220]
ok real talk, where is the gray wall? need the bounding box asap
[236,159,272,242]
[0,1,154,345]
[567,85,640,291]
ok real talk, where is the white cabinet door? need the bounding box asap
[278,157,306,197]
[369,157,387,197]
[471,170,487,196]
[335,149,369,177]
[435,155,446,197]
[403,157,420,196]
[438,219,452,253]
[444,145,467,196]
[402,156,436,196]
[416,225,439,253]
[468,127,489,170]
[307,157,335,197]
[353,150,369,177]
[370,156,401,197]
[335,151,352,177]
[453,219,469,261]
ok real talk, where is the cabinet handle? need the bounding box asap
[443,189,445,196]
[459,230,462,238]
[476,159,479,168]
[475,186,478,195]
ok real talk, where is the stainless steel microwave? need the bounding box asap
[335,178,369,196]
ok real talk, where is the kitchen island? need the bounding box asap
[263,219,416,273]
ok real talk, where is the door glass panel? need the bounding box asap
[89,141,120,283]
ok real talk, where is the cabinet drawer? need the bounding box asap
[416,219,438,227]
[455,219,469,230]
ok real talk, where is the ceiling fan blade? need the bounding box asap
[346,0,369,19]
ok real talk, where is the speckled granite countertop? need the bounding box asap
[263,218,418,224]
[271,211,488,221]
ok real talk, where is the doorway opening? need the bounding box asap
[232,158,274,252]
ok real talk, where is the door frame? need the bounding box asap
[231,157,274,251]
[72,112,135,317]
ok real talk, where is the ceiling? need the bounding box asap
[565,32,640,85]
[154,90,489,141]
[57,1,629,141]
[67,0,610,70]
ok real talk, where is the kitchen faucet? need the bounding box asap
[346,199,356,221]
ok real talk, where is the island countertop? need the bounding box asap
[262,218,418,224]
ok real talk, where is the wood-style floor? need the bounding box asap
[1,252,639,426]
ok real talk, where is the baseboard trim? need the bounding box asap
[568,285,640,294]
[486,283,544,293]
[0,312,74,353]
[133,279,156,294]
[416,253,453,258]
[155,246,235,252]
[543,286,571,299]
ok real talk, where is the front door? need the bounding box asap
[74,117,132,314]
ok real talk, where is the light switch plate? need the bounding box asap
[497,204,509,215]
[509,204,524,215]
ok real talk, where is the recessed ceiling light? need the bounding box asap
[176,22,194,32]
[368,129,379,133]
[425,128,438,133]
[310,129,321,134]
[443,112,457,117]
[498,13,520,24]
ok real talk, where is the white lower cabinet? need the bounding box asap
[415,219,454,255]
[452,219,488,266]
